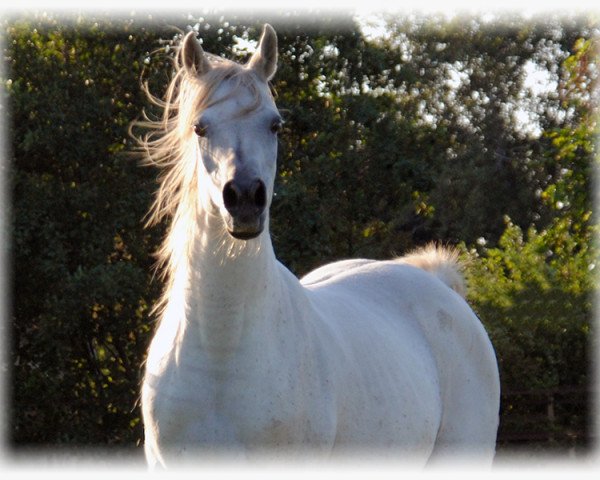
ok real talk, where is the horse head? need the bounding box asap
[181,24,281,240]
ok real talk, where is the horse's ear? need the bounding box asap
[247,24,278,81]
[181,31,211,76]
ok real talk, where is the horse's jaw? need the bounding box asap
[228,229,263,241]
[223,210,266,240]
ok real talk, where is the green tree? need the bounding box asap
[464,36,596,449]
[6,14,171,446]
[371,14,596,245]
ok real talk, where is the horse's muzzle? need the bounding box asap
[222,178,267,240]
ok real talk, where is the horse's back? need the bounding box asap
[301,259,500,462]
[301,258,377,286]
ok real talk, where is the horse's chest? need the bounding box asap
[143,354,334,456]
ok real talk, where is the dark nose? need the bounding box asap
[222,178,267,220]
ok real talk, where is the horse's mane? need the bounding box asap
[133,35,266,312]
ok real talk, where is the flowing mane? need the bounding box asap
[134,35,268,310]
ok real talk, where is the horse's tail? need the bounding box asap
[396,244,466,298]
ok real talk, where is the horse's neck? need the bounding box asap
[178,210,282,359]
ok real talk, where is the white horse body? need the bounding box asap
[140,25,500,467]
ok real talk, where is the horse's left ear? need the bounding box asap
[247,24,278,81]
[181,31,211,76]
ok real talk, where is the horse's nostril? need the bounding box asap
[223,178,267,215]
[223,181,240,211]
[252,181,267,210]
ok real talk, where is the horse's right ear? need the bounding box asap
[181,31,211,76]
[247,24,278,81]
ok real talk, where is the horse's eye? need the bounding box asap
[194,123,208,137]
[270,120,282,134]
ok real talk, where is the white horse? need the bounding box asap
[140,24,500,467]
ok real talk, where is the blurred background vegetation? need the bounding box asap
[2,10,597,460]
